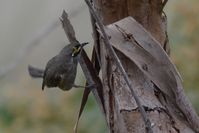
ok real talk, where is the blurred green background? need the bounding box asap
[0,0,198,132]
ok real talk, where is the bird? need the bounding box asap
[28,42,88,91]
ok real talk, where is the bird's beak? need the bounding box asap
[81,42,89,47]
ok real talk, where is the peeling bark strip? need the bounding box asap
[105,16,199,132]
[87,0,199,132]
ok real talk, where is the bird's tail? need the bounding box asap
[28,65,44,78]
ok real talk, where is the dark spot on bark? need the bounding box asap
[158,125,162,130]
[142,64,148,71]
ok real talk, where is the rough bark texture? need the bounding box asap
[94,0,169,53]
[90,0,197,132]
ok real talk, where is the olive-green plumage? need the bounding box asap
[28,42,88,91]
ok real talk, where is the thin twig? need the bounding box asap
[85,0,153,132]
[89,11,102,68]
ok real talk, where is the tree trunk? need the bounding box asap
[90,0,197,132]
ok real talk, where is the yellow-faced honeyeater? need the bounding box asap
[28,42,88,91]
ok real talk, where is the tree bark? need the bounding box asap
[90,0,197,132]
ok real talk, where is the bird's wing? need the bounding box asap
[42,56,58,90]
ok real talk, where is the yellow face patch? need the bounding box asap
[72,46,81,57]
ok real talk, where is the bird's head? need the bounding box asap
[72,42,88,57]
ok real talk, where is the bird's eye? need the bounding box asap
[72,46,81,57]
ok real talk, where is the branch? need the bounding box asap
[60,10,105,133]
[85,0,153,133]
[60,11,79,44]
